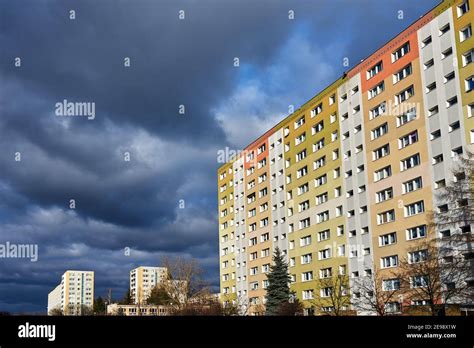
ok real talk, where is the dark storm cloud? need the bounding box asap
[0,0,439,312]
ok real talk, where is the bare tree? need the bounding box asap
[398,238,473,316]
[432,151,474,231]
[311,275,351,316]
[220,293,249,316]
[352,269,402,316]
[49,307,63,316]
[160,256,209,312]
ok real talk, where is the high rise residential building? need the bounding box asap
[218,0,473,315]
[130,266,168,304]
[47,270,94,315]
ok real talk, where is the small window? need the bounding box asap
[422,36,432,47]
[426,82,437,93]
[449,121,460,132]
[446,96,458,108]
[460,24,472,42]
[457,0,470,17]
[439,23,450,36]
[465,76,474,92]
[424,59,434,70]
[430,129,441,140]
[441,47,453,59]
[444,71,455,83]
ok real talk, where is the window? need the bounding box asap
[397,107,416,126]
[392,41,410,62]
[320,287,332,298]
[425,82,437,93]
[395,85,414,104]
[393,63,412,83]
[371,123,388,140]
[261,248,270,257]
[460,24,472,42]
[319,248,331,260]
[409,249,428,264]
[373,144,390,160]
[296,149,306,162]
[382,279,400,291]
[313,138,325,152]
[316,192,328,205]
[411,275,427,288]
[428,105,439,116]
[430,129,441,140]
[403,176,423,193]
[441,47,453,59]
[301,253,312,264]
[318,229,330,241]
[302,271,313,282]
[465,76,474,92]
[367,61,383,79]
[297,166,308,179]
[302,290,314,300]
[401,153,421,171]
[374,165,392,182]
[376,187,393,203]
[299,200,310,212]
[299,218,311,230]
[294,116,305,129]
[444,71,455,83]
[422,36,432,47]
[406,225,427,240]
[457,0,470,17]
[439,23,450,36]
[320,268,332,279]
[463,49,474,66]
[317,210,329,223]
[312,121,324,135]
[447,96,458,108]
[424,58,434,70]
[313,156,326,170]
[329,94,336,105]
[300,235,311,246]
[399,130,418,149]
[405,201,424,217]
[315,174,327,187]
[379,232,397,246]
[368,81,385,99]
[381,255,398,268]
[385,302,401,313]
[377,209,395,225]
[432,154,444,165]
[449,121,460,132]
[295,132,306,145]
[311,103,323,118]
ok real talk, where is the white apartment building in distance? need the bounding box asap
[47,270,94,315]
[130,266,167,304]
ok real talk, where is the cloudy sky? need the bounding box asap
[0,0,438,313]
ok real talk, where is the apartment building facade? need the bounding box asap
[130,266,168,304]
[218,0,473,315]
[47,270,94,315]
